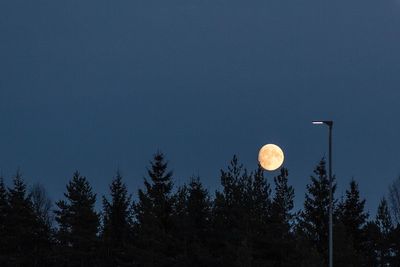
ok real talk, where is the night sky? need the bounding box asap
[1,0,400,215]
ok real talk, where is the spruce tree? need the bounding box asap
[188,176,213,247]
[186,177,211,238]
[375,198,394,266]
[55,171,99,267]
[389,176,400,225]
[336,179,368,263]
[172,184,190,266]
[0,176,9,265]
[173,177,213,266]
[6,171,46,266]
[301,159,336,264]
[101,171,134,267]
[133,152,176,266]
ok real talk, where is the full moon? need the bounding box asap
[258,144,284,171]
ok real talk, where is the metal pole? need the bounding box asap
[328,122,333,267]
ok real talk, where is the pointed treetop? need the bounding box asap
[10,170,26,194]
[271,167,295,225]
[376,197,393,236]
[147,151,173,184]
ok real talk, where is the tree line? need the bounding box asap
[0,152,399,267]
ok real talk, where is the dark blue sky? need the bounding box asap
[1,0,400,215]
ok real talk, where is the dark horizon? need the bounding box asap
[1,151,399,266]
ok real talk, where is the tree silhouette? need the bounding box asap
[133,152,176,266]
[30,183,54,267]
[5,171,51,266]
[301,159,336,264]
[247,165,274,266]
[331,220,358,267]
[375,198,394,266]
[186,177,212,240]
[271,167,294,232]
[54,171,99,267]
[336,179,368,264]
[31,183,53,225]
[268,167,297,266]
[389,176,400,225]
[211,155,256,266]
[0,153,398,265]
[0,176,9,265]
[172,176,213,266]
[101,171,134,266]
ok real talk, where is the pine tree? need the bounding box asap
[101,171,134,267]
[211,155,253,267]
[248,165,273,266]
[133,152,176,266]
[301,159,336,264]
[251,165,271,224]
[267,167,296,266]
[55,171,99,267]
[271,167,294,232]
[212,156,278,266]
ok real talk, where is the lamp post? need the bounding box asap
[312,120,333,267]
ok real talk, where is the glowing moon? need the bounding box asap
[258,144,284,171]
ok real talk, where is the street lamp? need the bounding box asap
[312,120,333,267]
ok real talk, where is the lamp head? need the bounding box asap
[312,120,333,126]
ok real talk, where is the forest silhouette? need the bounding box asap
[0,152,399,267]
